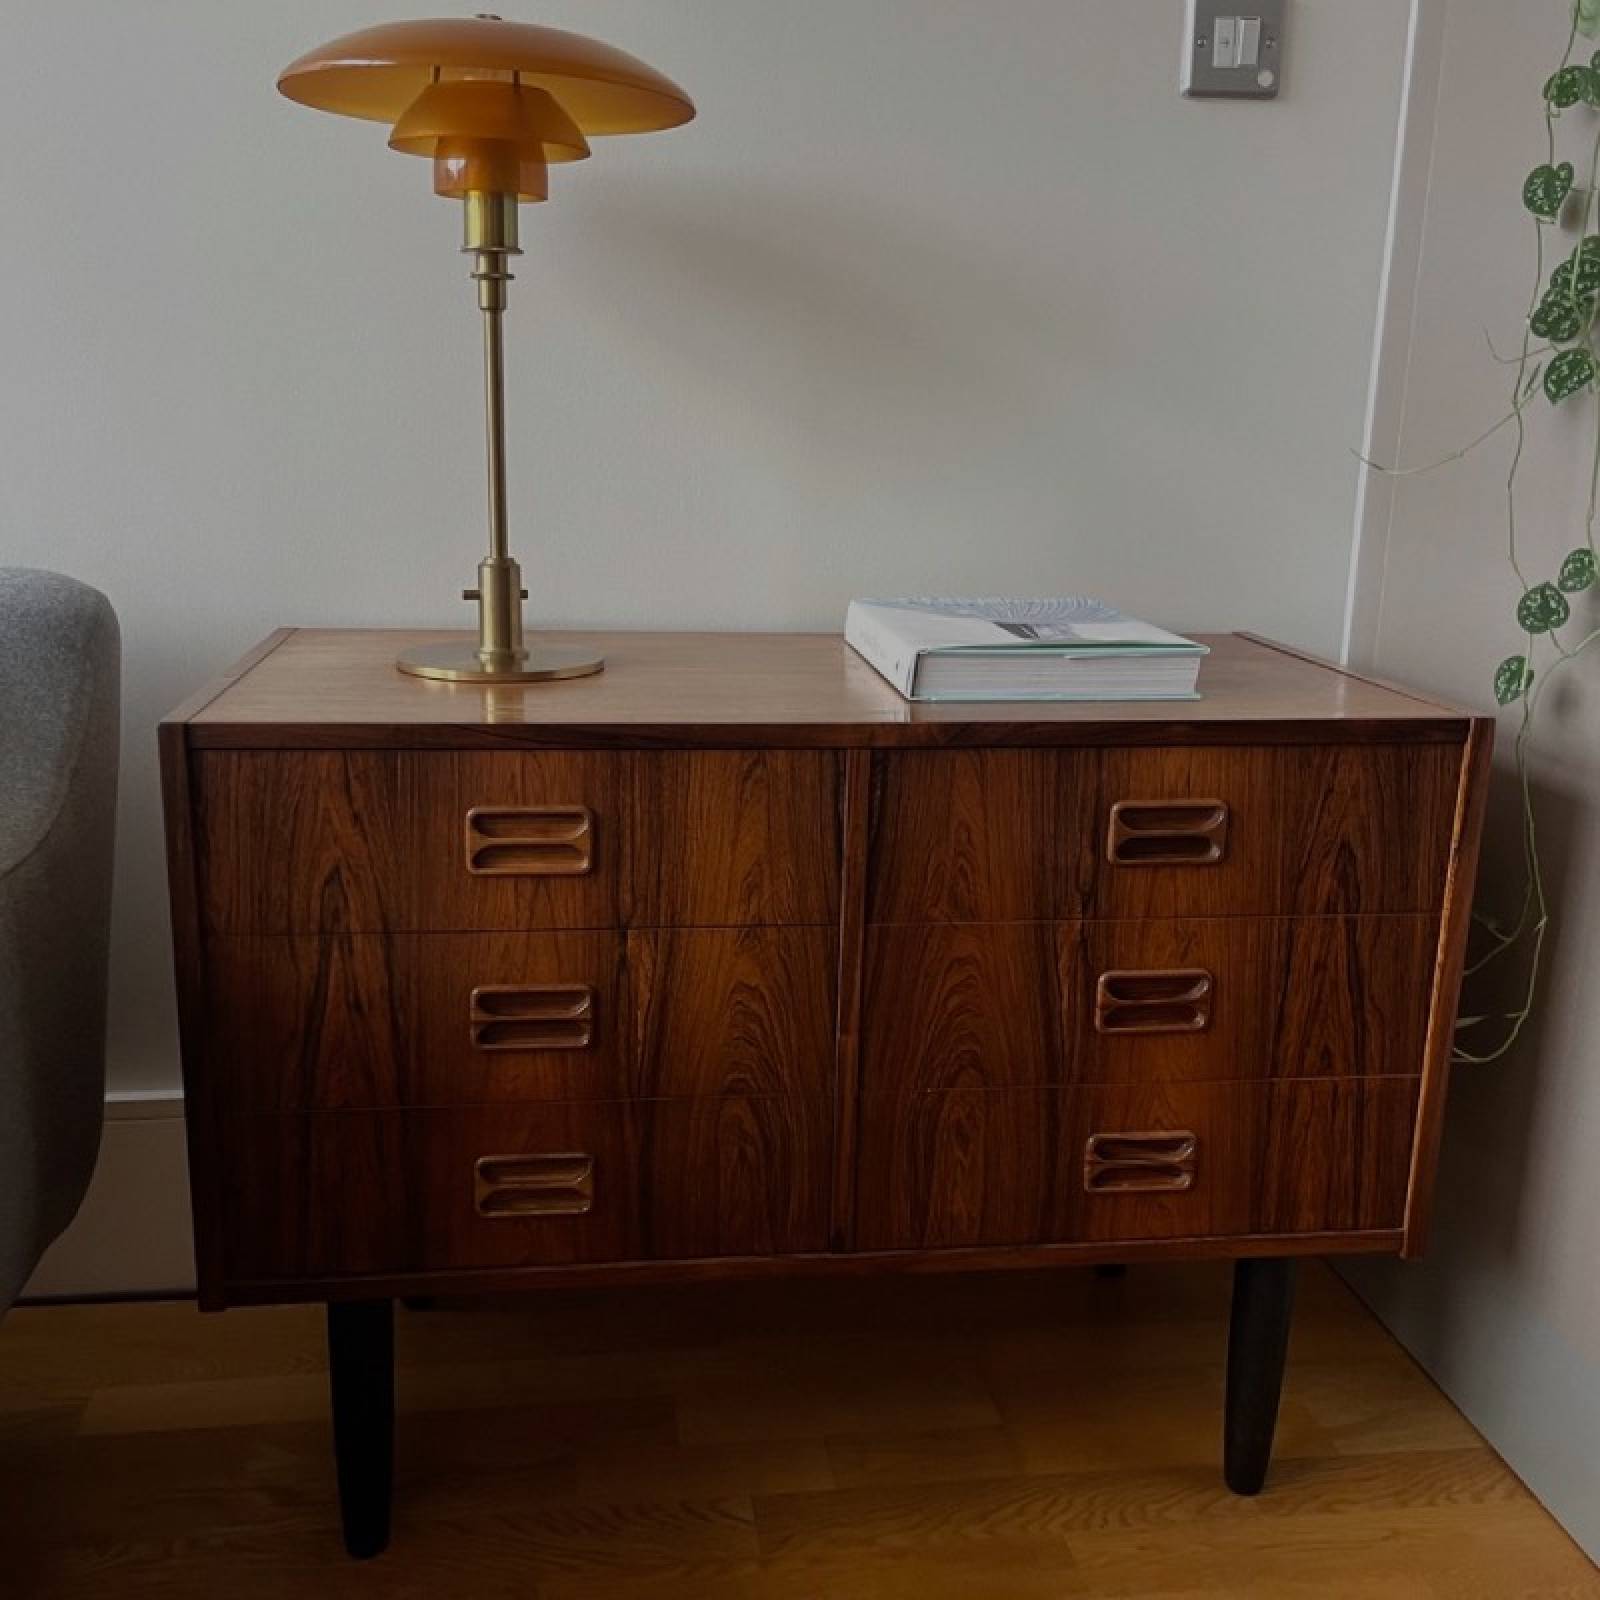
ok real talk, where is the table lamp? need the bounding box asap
[278,16,694,682]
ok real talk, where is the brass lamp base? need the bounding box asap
[397,641,605,683]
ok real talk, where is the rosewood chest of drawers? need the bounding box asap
[161,627,1490,1557]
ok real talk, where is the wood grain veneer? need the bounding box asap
[196,749,839,934]
[854,1078,1421,1253]
[861,916,1437,1097]
[184,630,1474,746]
[161,628,1490,1310]
[1403,714,1496,1256]
[209,932,632,1109]
[865,744,1459,923]
[860,923,1063,1096]
[210,927,837,1110]
[628,751,840,926]
[225,1095,831,1280]
[629,926,837,1100]
[1057,914,1440,1085]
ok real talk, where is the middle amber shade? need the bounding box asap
[388,80,590,199]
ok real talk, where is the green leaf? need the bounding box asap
[1545,347,1596,402]
[1532,293,1586,341]
[1546,64,1593,107]
[1525,161,1576,218]
[1583,0,1600,40]
[1517,582,1572,633]
[1550,243,1600,298]
[1559,547,1599,590]
[1494,655,1532,704]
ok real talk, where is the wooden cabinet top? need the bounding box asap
[166,628,1479,749]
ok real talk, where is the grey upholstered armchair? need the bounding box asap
[0,569,119,1311]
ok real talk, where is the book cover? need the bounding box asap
[844,597,1206,702]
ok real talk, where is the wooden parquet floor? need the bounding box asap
[1,1262,1594,1599]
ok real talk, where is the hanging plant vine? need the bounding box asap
[1376,3,1600,1064]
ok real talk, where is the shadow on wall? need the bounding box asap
[1389,755,1587,1348]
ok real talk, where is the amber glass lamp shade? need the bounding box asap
[277,16,694,134]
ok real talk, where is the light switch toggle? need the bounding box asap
[1213,16,1262,69]
[1182,0,1283,100]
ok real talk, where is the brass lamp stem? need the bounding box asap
[481,278,509,566]
[465,192,525,670]
[394,190,604,684]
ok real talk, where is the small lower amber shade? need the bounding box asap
[432,139,547,201]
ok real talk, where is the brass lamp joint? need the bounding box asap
[463,190,520,255]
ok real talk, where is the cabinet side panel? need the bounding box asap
[1403,719,1494,1255]
[831,750,870,1251]
[159,723,224,1307]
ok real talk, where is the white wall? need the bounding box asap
[1341,0,1600,1565]
[0,0,1409,1101]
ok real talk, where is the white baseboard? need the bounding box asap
[21,1094,196,1301]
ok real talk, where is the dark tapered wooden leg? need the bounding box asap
[327,1299,394,1559]
[1224,1257,1297,1496]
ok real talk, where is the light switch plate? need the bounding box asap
[1182,0,1285,99]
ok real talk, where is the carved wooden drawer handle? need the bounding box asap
[469,985,596,1052]
[1083,1130,1198,1194]
[474,1153,594,1217]
[1107,799,1228,866]
[1095,969,1213,1035]
[465,806,595,877]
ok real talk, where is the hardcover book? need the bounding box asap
[844,597,1207,702]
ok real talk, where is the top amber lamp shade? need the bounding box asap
[277,17,694,683]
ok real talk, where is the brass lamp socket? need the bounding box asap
[463,191,521,255]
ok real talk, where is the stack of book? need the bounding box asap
[844,597,1206,703]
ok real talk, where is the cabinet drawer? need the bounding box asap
[861,916,1437,1094]
[197,750,838,933]
[629,752,840,926]
[630,927,838,1099]
[867,750,1064,923]
[866,744,1461,923]
[854,1077,1419,1251]
[413,753,626,930]
[1066,1079,1419,1243]
[1069,746,1459,919]
[209,927,837,1111]
[223,1096,830,1282]
[209,932,629,1110]
[1057,914,1438,1085]
[861,923,1061,1094]
[196,751,623,933]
